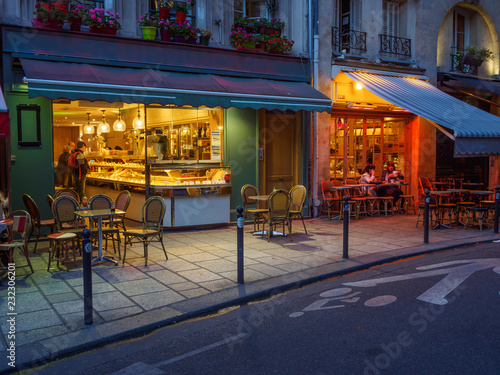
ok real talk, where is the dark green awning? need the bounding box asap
[21,58,332,113]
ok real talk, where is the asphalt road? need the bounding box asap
[28,242,500,375]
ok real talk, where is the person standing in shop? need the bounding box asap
[55,144,72,187]
[73,141,89,202]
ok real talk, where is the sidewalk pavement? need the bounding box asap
[1,214,499,373]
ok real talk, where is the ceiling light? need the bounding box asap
[113,109,126,131]
[98,110,110,133]
[347,102,377,110]
[133,104,144,130]
[83,113,94,134]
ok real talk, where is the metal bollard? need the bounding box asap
[236,206,244,284]
[82,229,93,325]
[495,186,500,234]
[343,196,349,259]
[424,190,430,244]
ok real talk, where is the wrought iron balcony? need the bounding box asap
[332,27,367,53]
[379,34,411,57]
[450,46,477,75]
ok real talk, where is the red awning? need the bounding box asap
[0,87,9,138]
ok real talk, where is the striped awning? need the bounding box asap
[345,71,500,157]
[20,58,332,113]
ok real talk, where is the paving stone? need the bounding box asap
[147,269,189,285]
[168,281,199,292]
[99,306,144,321]
[91,291,136,312]
[178,269,224,283]
[179,288,211,299]
[131,290,185,310]
[194,259,236,273]
[112,278,168,296]
[0,309,62,333]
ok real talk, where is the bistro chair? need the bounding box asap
[320,180,341,219]
[122,196,168,266]
[261,189,291,242]
[46,194,55,211]
[54,188,80,202]
[0,210,34,273]
[50,196,83,262]
[241,184,267,232]
[288,185,307,234]
[102,190,131,231]
[88,194,121,259]
[22,194,56,253]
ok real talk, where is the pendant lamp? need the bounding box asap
[83,113,94,134]
[113,109,126,131]
[98,110,110,133]
[132,104,144,130]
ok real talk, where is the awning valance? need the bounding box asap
[0,87,9,138]
[447,75,500,96]
[20,58,332,113]
[345,71,500,157]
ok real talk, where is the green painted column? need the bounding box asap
[225,108,259,221]
[6,93,54,220]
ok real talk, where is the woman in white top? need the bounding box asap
[359,164,379,196]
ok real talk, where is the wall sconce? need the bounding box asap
[355,82,363,90]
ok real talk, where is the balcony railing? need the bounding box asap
[450,46,477,75]
[332,27,367,54]
[379,34,411,57]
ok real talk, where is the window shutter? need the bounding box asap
[351,0,361,31]
[383,0,399,37]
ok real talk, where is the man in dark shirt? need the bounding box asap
[73,141,89,202]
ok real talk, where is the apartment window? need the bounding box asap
[235,0,267,20]
[453,9,469,53]
[335,0,361,31]
[383,0,399,37]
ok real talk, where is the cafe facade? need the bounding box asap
[311,0,500,214]
[0,23,331,225]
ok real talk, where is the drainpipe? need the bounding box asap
[310,0,320,216]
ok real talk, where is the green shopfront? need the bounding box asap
[1,25,331,226]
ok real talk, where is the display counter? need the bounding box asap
[86,160,231,227]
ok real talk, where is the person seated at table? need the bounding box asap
[360,164,380,196]
[381,161,404,206]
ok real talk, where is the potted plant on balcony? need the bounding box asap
[33,2,68,30]
[254,18,284,36]
[233,16,255,33]
[158,0,174,20]
[464,45,495,67]
[199,28,212,46]
[171,20,198,44]
[68,4,86,31]
[159,20,172,41]
[87,8,121,35]
[230,27,263,51]
[174,0,192,23]
[137,13,159,40]
[263,33,294,54]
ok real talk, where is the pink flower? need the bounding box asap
[89,9,95,14]
[90,14,96,19]
[109,20,114,25]
[97,17,102,22]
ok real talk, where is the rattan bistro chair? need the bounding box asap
[241,184,267,232]
[22,194,55,253]
[54,188,80,202]
[102,190,131,231]
[0,210,34,273]
[288,185,307,234]
[122,196,168,266]
[262,189,291,242]
[88,194,121,259]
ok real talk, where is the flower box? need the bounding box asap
[89,26,118,35]
[173,35,197,44]
[464,53,483,67]
[237,42,265,52]
[33,18,63,30]
[259,26,282,36]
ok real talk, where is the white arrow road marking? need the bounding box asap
[343,259,500,305]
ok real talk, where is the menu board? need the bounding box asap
[211,130,221,161]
